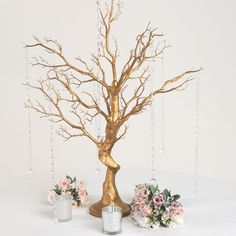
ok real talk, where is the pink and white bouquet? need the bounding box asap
[130,183,184,229]
[48,175,90,208]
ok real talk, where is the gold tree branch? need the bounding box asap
[97,0,122,82]
[101,86,111,115]
[116,125,128,142]
[120,68,150,117]
[25,37,109,90]
[154,68,202,94]
[120,68,202,123]
[118,24,166,89]
[24,80,98,145]
[57,126,85,141]
[25,0,202,151]
[46,69,109,121]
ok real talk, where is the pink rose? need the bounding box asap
[60,179,70,191]
[48,191,56,204]
[171,201,182,209]
[170,202,184,218]
[77,180,86,190]
[170,208,184,217]
[136,187,149,198]
[139,204,152,217]
[134,187,149,204]
[79,189,87,198]
[153,194,165,208]
[134,194,146,204]
[72,200,78,208]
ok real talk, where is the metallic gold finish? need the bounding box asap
[89,168,130,217]
[25,0,201,218]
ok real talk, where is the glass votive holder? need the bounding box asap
[102,205,122,235]
[54,195,72,222]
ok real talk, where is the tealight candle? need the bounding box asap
[102,205,122,235]
[54,195,72,222]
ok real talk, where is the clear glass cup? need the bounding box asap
[102,205,122,235]
[54,195,72,222]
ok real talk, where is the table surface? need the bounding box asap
[1,169,236,236]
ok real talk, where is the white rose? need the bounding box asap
[172,215,184,224]
[132,212,149,228]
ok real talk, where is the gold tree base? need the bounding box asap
[89,167,131,218]
[89,199,130,218]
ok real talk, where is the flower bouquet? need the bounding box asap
[130,183,184,229]
[48,175,89,208]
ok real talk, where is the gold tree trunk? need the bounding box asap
[89,119,131,217]
[89,165,130,218]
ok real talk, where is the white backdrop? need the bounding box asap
[0,0,236,183]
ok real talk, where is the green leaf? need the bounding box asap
[172,194,181,201]
[160,205,166,211]
[162,189,170,199]
[66,175,73,183]
[54,189,61,195]
[164,202,170,208]
[55,184,59,189]
[149,185,159,195]
[155,184,159,190]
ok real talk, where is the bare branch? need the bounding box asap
[26,37,109,90]
[24,81,98,145]
[116,125,128,142]
[46,69,109,120]
[120,68,202,123]
[97,0,122,82]
[118,25,165,89]
[120,67,150,117]
[153,68,202,95]
[57,126,84,141]
[25,0,201,151]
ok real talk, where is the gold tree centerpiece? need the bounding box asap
[25,0,200,217]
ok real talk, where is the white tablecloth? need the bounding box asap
[1,169,236,236]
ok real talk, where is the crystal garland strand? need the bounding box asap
[25,47,33,174]
[160,55,166,153]
[150,94,157,184]
[95,83,102,174]
[49,112,57,223]
[194,78,200,198]
[149,45,157,184]
[49,117,55,186]
[48,82,55,187]
[47,81,57,223]
[95,0,102,174]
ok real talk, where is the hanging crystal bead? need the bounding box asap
[48,81,55,187]
[160,55,166,153]
[25,47,33,174]
[149,42,157,184]
[194,78,200,198]
[95,0,102,174]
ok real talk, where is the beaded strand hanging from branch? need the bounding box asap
[194,78,200,198]
[25,47,34,174]
[93,0,103,174]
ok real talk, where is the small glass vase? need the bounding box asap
[102,206,122,235]
[54,195,72,222]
